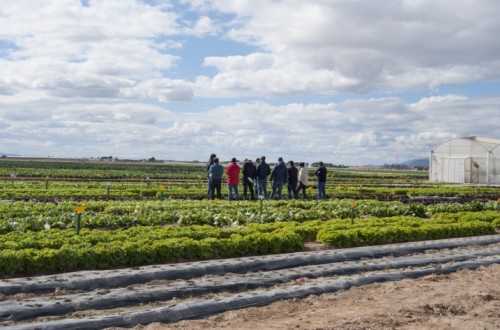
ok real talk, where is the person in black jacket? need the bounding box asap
[242,159,256,200]
[314,161,327,199]
[287,160,298,199]
[255,156,271,198]
[254,157,261,198]
[269,157,288,200]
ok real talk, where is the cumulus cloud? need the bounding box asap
[189,0,500,96]
[126,79,195,102]
[2,93,499,164]
[0,0,184,102]
[0,0,499,164]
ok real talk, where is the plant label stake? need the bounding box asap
[259,195,265,222]
[106,181,111,199]
[10,172,16,188]
[75,205,86,235]
[159,185,165,201]
[350,201,357,224]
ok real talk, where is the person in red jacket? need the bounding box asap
[225,157,241,201]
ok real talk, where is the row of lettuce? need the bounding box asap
[0,159,428,181]
[1,181,499,200]
[0,161,205,180]
[1,199,498,234]
[0,211,498,276]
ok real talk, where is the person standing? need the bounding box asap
[287,160,299,199]
[208,158,223,200]
[242,159,256,200]
[314,161,327,199]
[206,153,216,198]
[269,157,288,200]
[225,157,241,201]
[297,162,309,199]
[255,156,270,198]
[253,158,261,198]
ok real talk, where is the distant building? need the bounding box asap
[430,136,500,185]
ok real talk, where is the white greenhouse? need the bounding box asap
[430,136,500,185]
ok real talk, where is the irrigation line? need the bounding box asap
[0,245,498,322]
[5,257,499,330]
[1,234,499,295]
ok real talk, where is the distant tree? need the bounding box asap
[311,162,348,168]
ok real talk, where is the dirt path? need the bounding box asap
[136,264,499,330]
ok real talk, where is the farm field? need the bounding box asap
[0,158,499,329]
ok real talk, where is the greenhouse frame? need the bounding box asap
[430,136,500,185]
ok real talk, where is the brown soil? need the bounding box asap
[122,264,500,330]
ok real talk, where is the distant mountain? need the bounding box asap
[401,158,429,168]
[364,158,429,168]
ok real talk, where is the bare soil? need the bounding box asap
[125,264,500,330]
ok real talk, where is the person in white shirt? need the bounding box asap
[297,162,309,199]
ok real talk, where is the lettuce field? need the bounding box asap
[1,158,499,277]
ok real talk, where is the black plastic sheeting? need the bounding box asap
[1,245,499,322]
[5,257,499,330]
[1,234,499,295]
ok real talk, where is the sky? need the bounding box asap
[0,0,499,165]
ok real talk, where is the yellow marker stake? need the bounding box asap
[75,205,86,234]
[350,201,357,224]
[159,185,165,200]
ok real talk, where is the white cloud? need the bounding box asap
[189,16,220,36]
[124,78,195,102]
[2,93,499,164]
[188,0,500,96]
[0,0,499,165]
[0,0,183,102]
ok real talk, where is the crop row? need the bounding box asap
[0,160,206,180]
[1,181,499,201]
[1,160,428,181]
[1,199,498,233]
[2,212,499,251]
[0,214,496,276]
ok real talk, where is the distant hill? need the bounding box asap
[364,158,429,168]
[402,158,429,168]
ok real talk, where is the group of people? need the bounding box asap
[206,154,328,201]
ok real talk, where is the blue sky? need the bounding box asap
[1,0,499,165]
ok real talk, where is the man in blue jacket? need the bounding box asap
[208,158,224,200]
[269,157,288,200]
[255,156,271,198]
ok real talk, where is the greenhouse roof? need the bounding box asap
[463,136,500,145]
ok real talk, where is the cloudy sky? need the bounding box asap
[1,0,499,165]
